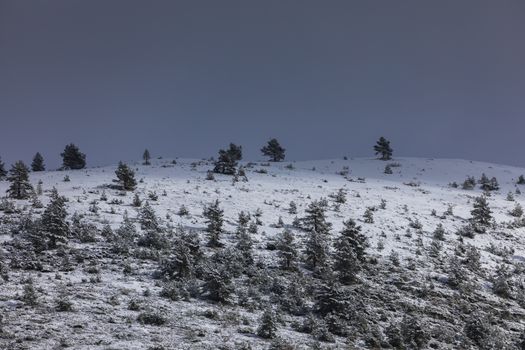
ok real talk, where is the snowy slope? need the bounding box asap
[1,157,524,349]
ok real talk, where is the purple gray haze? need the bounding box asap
[1,0,524,168]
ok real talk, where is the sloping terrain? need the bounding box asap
[1,157,524,349]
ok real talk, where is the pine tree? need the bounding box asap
[489,177,499,191]
[399,315,429,349]
[261,138,285,162]
[517,175,525,185]
[447,255,468,289]
[143,149,151,165]
[363,208,374,223]
[304,229,329,272]
[6,161,33,199]
[31,152,45,172]
[493,264,511,298]
[138,201,160,231]
[276,229,298,270]
[315,280,353,318]
[433,223,446,241]
[374,137,393,161]
[333,219,367,284]
[462,176,476,190]
[301,200,332,235]
[288,201,298,214]
[464,311,491,347]
[301,200,331,273]
[165,239,192,280]
[41,188,69,249]
[479,173,499,191]
[471,195,492,228]
[257,308,278,339]
[203,199,224,247]
[213,143,242,175]
[510,203,523,217]
[478,173,489,188]
[202,262,234,303]
[113,212,138,248]
[61,143,86,170]
[235,212,254,265]
[160,230,201,280]
[0,156,6,179]
[236,230,254,266]
[235,211,250,235]
[115,162,137,191]
[132,193,142,207]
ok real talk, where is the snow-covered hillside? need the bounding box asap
[1,157,525,349]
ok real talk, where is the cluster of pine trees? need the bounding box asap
[0,136,394,185]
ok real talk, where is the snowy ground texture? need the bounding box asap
[1,157,525,349]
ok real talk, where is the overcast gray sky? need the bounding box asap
[1,0,524,168]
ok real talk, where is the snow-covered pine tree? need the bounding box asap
[257,308,278,339]
[235,211,250,236]
[301,200,332,235]
[300,200,331,273]
[478,173,489,188]
[6,161,33,199]
[333,219,367,284]
[213,143,242,175]
[41,188,69,249]
[261,138,285,162]
[315,280,353,318]
[489,177,499,191]
[61,143,86,170]
[374,136,393,161]
[288,201,297,214]
[203,199,224,247]
[470,195,492,228]
[115,161,137,191]
[164,239,192,279]
[142,149,151,165]
[479,173,499,191]
[31,152,45,172]
[492,264,511,298]
[276,229,298,270]
[138,201,160,231]
[202,262,234,303]
[363,208,374,223]
[236,229,253,266]
[462,176,476,190]
[109,212,138,254]
[160,230,201,280]
[132,193,142,207]
[433,223,446,241]
[509,203,523,217]
[304,229,329,272]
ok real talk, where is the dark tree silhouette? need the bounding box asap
[374,137,393,161]
[261,138,285,162]
[6,161,33,199]
[61,143,86,170]
[31,152,45,172]
[143,149,151,165]
[213,143,242,175]
[115,162,137,191]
